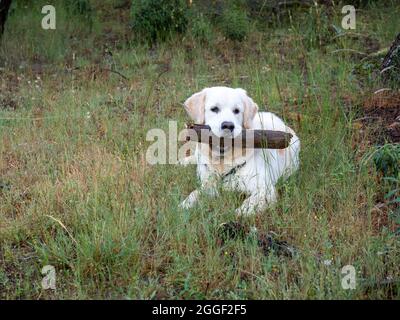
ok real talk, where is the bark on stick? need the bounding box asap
[184,124,293,149]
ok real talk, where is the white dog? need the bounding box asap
[180,87,300,216]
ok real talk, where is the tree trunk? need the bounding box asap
[380,32,400,86]
[381,33,400,70]
[0,0,12,38]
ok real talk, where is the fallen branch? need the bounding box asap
[100,67,129,80]
[330,49,368,56]
[184,123,293,149]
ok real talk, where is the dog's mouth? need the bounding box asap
[206,124,242,157]
[212,145,231,156]
[221,130,235,138]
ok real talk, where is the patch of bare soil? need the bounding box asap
[349,91,400,235]
[0,245,38,299]
[0,71,20,110]
[370,202,398,235]
[356,91,400,144]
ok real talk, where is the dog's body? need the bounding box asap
[180,87,300,216]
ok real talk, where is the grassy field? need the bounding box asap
[0,1,399,299]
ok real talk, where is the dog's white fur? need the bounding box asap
[180,86,300,216]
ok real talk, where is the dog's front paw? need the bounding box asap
[179,190,200,209]
[235,193,269,217]
[179,199,192,210]
[235,205,256,217]
[179,190,200,210]
[178,155,196,167]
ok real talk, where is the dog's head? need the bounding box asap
[184,87,258,138]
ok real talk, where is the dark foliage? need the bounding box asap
[131,0,189,42]
[0,0,12,38]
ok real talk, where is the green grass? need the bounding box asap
[0,1,399,299]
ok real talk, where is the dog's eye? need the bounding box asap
[233,108,240,114]
[210,106,220,113]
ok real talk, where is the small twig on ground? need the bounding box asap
[373,88,392,94]
[330,49,367,56]
[72,66,129,80]
[100,67,129,80]
[331,32,378,41]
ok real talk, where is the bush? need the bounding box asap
[68,0,92,15]
[293,4,333,49]
[67,0,94,30]
[372,144,400,178]
[219,4,250,42]
[131,0,188,42]
[189,12,213,44]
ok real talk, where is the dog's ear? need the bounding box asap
[183,89,207,124]
[237,89,258,129]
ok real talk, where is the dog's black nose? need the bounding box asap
[221,121,235,132]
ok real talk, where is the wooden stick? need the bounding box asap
[184,124,292,149]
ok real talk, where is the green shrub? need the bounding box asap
[372,144,400,178]
[131,0,188,42]
[189,12,213,44]
[219,4,250,42]
[363,143,400,179]
[66,0,94,30]
[295,5,333,48]
[68,0,92,14]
